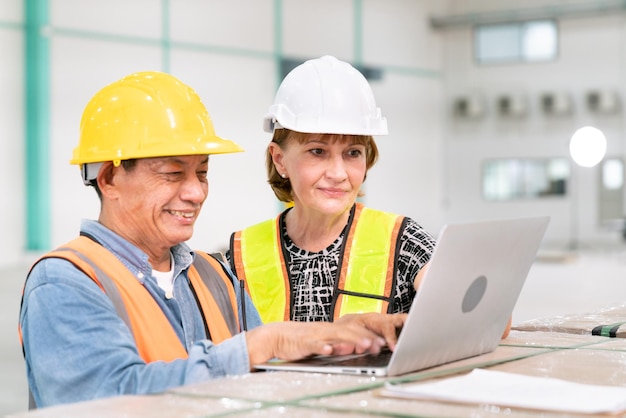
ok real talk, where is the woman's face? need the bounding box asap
[270,134,367,217]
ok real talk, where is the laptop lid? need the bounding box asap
[255,216,550,377]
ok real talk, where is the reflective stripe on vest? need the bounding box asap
[20,236,239,363]
[230,216,290,323]
[334,204,403,319]
[189,252,240,340]
[230,203,403,323]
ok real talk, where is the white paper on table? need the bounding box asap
[381,369,626,414]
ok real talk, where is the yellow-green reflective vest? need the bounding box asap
[230,203,404,323]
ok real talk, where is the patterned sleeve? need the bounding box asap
[392,217,437,313]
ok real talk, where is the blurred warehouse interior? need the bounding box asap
[3,0,626,415]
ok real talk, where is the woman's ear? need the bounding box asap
[269,142,285,173]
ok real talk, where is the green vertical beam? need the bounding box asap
[161,0,170,72]
[353,0,363,65]
[24,0,51,251]
[273,0,283,87]
[273,0,285,212]
[354,0,364,204]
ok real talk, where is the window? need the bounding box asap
[599,158,624,224]
[475,20,558,64]
[482,158,569,201]
[602,158,623,190]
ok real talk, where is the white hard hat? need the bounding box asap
[263,55,388,135]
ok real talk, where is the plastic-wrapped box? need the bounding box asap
[513,303,626,337]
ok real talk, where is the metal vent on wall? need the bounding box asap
[453,95,485,119]
[497,94,528,118]
[586,90,621,114]
[540,92,573,116]
[280,58,383,81]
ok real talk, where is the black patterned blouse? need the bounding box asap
[281,210,436,322]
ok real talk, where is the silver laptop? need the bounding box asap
[255,216,550,377]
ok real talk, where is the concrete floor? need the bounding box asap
[3,248,626,416]
[514,249,626,324]
[1,264,29,417]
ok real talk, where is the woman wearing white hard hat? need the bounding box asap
[228,56,436,324]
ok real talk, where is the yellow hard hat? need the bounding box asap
[71,71,243,168]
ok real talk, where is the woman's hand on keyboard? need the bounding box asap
[336,313,407,351]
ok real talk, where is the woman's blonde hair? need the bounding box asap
[266,128,379,202]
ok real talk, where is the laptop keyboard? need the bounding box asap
[332,350,392,367]
[308,348,392,367]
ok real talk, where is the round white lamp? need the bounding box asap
[569,126,607,167]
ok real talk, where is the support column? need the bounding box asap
[24,0,50,251]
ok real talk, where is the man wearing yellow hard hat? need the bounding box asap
[18,71,406,408]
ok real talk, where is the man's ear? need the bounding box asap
[96,162,119,198]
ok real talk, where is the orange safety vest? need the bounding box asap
[19,236,240,363]
[230,203,405,323]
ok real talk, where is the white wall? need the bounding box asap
[0,2,24,266]
[440,1,626,249]
[0,0,446,267]
[5,0,626,269]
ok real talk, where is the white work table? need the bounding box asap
[8,318,626,418]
